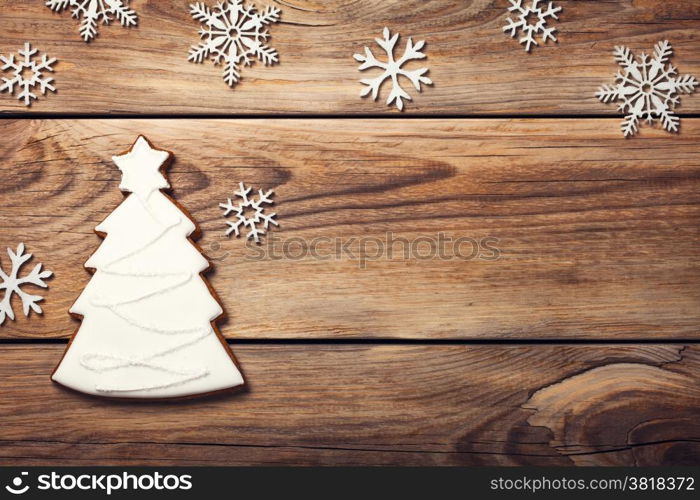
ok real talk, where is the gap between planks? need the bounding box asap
[3,114,700,120]
[2,339,700,345]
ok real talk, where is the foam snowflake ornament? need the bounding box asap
[354,27,432,111]
[0,243,52,326]
[0,43,56,106]
[188,0,281,88]
[220,182,278,243]
[503,0,562,52]
[596,41,698,137]
[45,0,138,42]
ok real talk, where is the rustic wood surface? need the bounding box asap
[1,0,699,115]
[1,344,698,466]
[1,119,699,340]
[1,0,699,468]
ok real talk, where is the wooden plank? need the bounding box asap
[1,118,699,340]
[0,344,698,466]
[0,0,699,115]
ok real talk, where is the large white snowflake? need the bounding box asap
[0,43,57,106]
[188,0,281,87]
[220,182,278,243]
[597,41,698,137]
[46,0,138,42]
[354,27,432,111]
[503,0,562,52]
[0,243,52,326]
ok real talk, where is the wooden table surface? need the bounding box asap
[1,0,699,466]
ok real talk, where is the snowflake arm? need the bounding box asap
[46,0,71,10]
[225,216,246,237]
[0,55,18,93]
[252,189,278,231]
[595,83,621,104]
[653,40,673,64]
[520,29,537,53]
[621,113,640,137]
[395,38,431,89]
[73,1,103,41]
[235,182,252,205]
[597,41,697,136]
[354,27,432,111]
[188,42,211,64]
[612,45,642,81]
[355,47,386,100]
[105,0,137,27]
[256,188,273,205]
[245,223,265,243]
[256,210,278,231]
[658,109,680,133]
[502,17,523,38]
[0,243,52,325]
[223,60,240,87]
[256,6,281,26]
[219,198,240,217]
[670,74,699,94]
[45,0,138,42]
[188,0,281,88]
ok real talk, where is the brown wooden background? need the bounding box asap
[1,0,699,466]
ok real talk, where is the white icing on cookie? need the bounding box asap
[52,136,244,398]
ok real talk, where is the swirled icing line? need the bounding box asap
[80,191,214,393]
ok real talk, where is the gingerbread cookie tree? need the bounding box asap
[52,136,244,399]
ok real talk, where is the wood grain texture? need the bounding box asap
[0,0,699,115]
[0,344,698,466]
[1,118,699,340]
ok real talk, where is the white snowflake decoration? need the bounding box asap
[220,182,278,243]
[503,0,562,52]
[0,43,56,106]
[188,0,281,88]
[597,41,698,137]
[46,0,138,42]
[354,27,432,111]
[0,243,52,326]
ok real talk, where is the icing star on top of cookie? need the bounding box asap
[113,136,170,200]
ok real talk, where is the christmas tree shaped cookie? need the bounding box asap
[52,136,244,399]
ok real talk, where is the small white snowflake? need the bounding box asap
[503,0,562,52]
[0,243,52,326]
[46,0,138,42]
[597,41,698,137]
[354,27,432,111]
[220,182,278,243]
[188,0,281,88]
[0,43,57,107]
